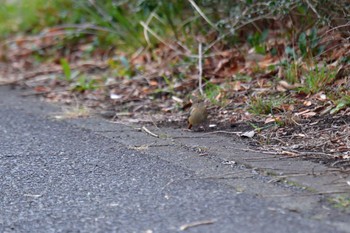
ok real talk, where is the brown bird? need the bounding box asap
[188,103,208,129]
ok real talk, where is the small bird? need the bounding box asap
[188,103,208,129]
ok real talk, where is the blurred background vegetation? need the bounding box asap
[1,0,349,50]
[1,0,349,113]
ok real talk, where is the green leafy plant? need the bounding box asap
[331,95,350,114]
[204,82,222,104]
[286,63,300,84]
[151,75,176,98]
[285,46,297,60]
[247,122,263,132]
[249,96,273,115]
[108,56,136,78]
[249,95,286,115]
[298,65,336,94]
[71,75,97,92]
[60,58,72,81]
[60,58,80,82]
[329,195,350,210]
[247,30,268,55]
[280,61,300,84]
[298,28,324,58]
[0,0,81,37]
[235,74,253,82]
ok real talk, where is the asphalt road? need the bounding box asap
[0,87,348,233]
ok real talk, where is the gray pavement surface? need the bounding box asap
[0,86,349,233]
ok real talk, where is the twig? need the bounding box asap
[140,21,180,52]
[44,23,118,34]
[203,14,276,54]
[198,42,204,96]
[141,126,159,138]
[243,157,291,162]
[148,144,175,147]
[267,173,310,183]
[88,0,119,31]
[298,151,333,156]
[188,0,219,31]
[171,136,212,139]
[179,219,216,231]
[199,172,253,180]
[143,12,156,46]
[323,21,350,36]
[331,159,350,167]
[304,0,321,19]
[202,130,242,135]
[20,91,52,97]
[139,21,237,60]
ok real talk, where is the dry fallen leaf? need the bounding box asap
[110,93,123,100]
[303,100,312,106]
[241,130,255,138]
